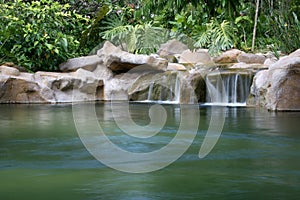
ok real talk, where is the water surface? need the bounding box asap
[0,103,300,200]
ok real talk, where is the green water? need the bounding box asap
[0,103,300,200]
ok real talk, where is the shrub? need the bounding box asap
[0,0,90,71]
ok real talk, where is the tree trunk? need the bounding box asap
[252,0,260,51]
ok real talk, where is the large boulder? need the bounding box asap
[97,41,168,73]
[167,63,187,71]
[34,69,104,102]
[229,62,267,72]
[0,65,20,76]
[60,41,168,74]
[181,72,206,103]
[128,72,165,101]
[59,55,103,72]
[237,53,266,64]
[104,72,145,101]
[289,49,300,57]
[0,62,27,72]
[0,66,43,103]
[128,72,181,102]
[248,57,300,111]
[213,49,244,63]
[0,66,104,103]
[178,49,212,64]
[92,64,114,82]
[128,71,206,104]
[0,76,47,103]
[247,70,270,108]
[157,39,189,57]
[264,58,278,66]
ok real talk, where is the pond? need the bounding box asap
[0,103,300,200]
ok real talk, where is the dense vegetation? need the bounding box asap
[0,0,299,71]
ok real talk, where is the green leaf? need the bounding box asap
[34,41,39,47]
[45,43,54,50]
[61,38,68,51]
[53,48,59,54]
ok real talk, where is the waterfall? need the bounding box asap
[174,75,181,103]
[143,73,181,104]
[147,82,154,101]
[205,71,253,106]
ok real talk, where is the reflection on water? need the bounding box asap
[0,103,300,200]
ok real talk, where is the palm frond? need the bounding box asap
[101,15,170,54]
[194,19,236,55]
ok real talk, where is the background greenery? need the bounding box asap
[0,0,299,72]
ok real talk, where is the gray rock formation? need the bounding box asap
[104,72,145,101]
[98,41,168,73]
[59,55,103,72]
[0,66,103,103]
[237,53,266,64]
[0,76,47,103]
[178,49,212,64]
[289,49,300,57]
[167,63,187,71]
[157,39,189,56]
[0,65,20,76]
[248,57,300,111]
[1,40,300,110]
[60,41,168,74]
[228,62,267,72]
[128,71,206,104]
[213,49,244,63]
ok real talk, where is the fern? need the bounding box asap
[99,14,132,49]
[194,19,236,55]
[100,15,168,54]
[134,23,169,54]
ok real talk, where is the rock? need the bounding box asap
[59,55,103,72]
[267,57,300,111]
[0,76,47,103]
[98,41,168,73]
[128,71,205,104]
[178,49,212,64]
[0,62,27,72]
[128,72,180,102]
[0,65,20,76]
[229,62,267,71]
[289,49,300,57]
[213,49,244,63]
[263,52,278,66]
[97,41,123,56]
[167,63,187,71]
[34,70,104,102]
[0,68,104,103]
[181,72,206,103]
[237,53,266,64]
[90,64,114,81]
[264,58,277,66]
[157,39,189,56]
[248,57,300,111]
[105,72,144,101]
[247,70,270,107]
[162,55,178,63]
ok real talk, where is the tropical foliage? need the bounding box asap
[100,14,169,54]
[0,0,90,71]
[0,0,299,72]
[194,19,236,55]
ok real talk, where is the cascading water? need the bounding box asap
[173,75,181,102]
[147,82,154,101]
[144,73,181,104]
[205,71,253,106]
